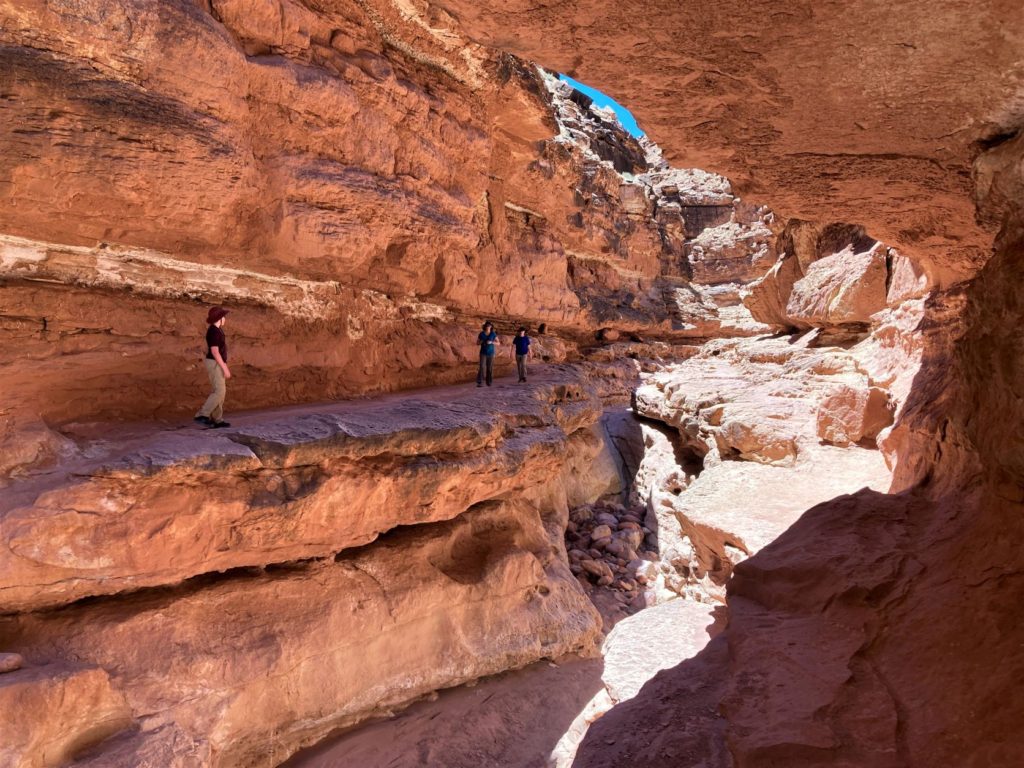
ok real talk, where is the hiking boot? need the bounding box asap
[194,415,212,425]
[209,420,232,429]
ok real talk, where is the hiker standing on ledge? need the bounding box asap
[195,306,232,428]
[512,327,531,383]
[476,321,499,387]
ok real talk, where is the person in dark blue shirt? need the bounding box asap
[476,321,499,386]
[512,327,531,383]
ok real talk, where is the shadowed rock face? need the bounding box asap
[433,0,1023,286]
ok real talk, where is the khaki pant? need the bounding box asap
[477,353,494,386]
[197,358,226,422]
[516,354,528,381]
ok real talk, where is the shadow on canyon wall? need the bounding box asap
[281,657,607,768]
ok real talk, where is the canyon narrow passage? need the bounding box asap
[2,1,1022,767]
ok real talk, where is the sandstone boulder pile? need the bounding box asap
[566,501,658,607]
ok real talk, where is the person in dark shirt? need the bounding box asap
[476,321,499,387]
[512,327,531,383]
[194,306,232,428]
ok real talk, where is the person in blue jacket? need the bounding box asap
[512,327,531,383]
[476,321,499,386]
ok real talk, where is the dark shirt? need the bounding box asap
[478,330,498,356]
[206,325,228,362]
[513,336,531,356]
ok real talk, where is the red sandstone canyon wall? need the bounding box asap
[3,1,1023,766]
[422,1,1024,765]
[0,0,761,441]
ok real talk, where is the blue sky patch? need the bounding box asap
[558,74,645,138]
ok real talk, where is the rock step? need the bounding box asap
[1,500,603,768]
[0,367,606,613]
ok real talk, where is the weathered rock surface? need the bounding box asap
[786,243,888,329]
[0,3,776,442]
[0,367,617,612]
[816,383,892,446]
[744,221,905,333]
[3,1,1023,767]
[685,220,774,285]
[283,656,607,768]
[2,499,602,768]
[599,599,718,704]
[0,361,637,766]
[574,101,1024,768]
[438,0,1022,286]
[0,664,132,768]
[578,484,1024,768]
[628,334,896,600]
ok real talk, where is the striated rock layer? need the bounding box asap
[0,0,770,449]
[3,0,1024,766]
[436,0,1023,286]
[3,499,602,768]
[0,367,614,612]
[0,367,626,766]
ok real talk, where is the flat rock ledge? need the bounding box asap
[0,367,625,767]
[0,366,610,613]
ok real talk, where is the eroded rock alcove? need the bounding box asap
[1,1,1022,766]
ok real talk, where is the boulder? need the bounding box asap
[581,559,614,582]
[817,385,894,445]
[887,252,930,304]
[743,251,803,329]
[786,243,888,328]
[716,409,800,466]
[0,652,23,673]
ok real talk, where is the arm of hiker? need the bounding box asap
[212,347,231,379]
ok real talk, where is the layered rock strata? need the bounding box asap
[0,0,773,451]
[436,0,1022,284]
[0,368,626,767]
[0,367,617,612]
[4,0,1023,766]
[431,3,1024,765]
[3,500,601,768]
